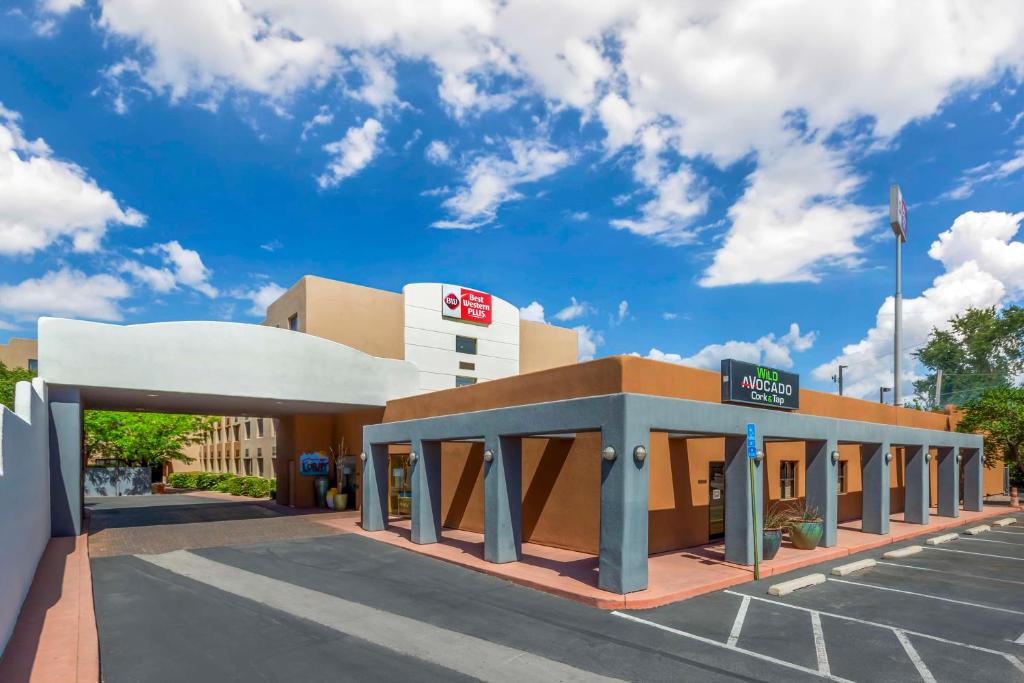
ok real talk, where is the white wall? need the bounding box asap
[403,283,520,392]
[0,378,51,655]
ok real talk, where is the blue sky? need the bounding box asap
[2,1,1024,401]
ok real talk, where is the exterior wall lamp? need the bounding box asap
[483,449,494,463]
[956,453,962,464]
[885,452,893,464]
[925,452,932,463]
[633,445,647,463]
[754,451,764,464]
[409,452,418,465]
[601,446,617,462]
[359,452,367,462]
[831,450,840,464]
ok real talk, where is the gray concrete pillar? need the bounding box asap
[962,447,984,512]
[860,442,891,535]
[805,439,838,547]
[599,420,650,594]
[904,444,930,524]
[48,387,82,537]
[361,443,389,531]
[410,439,442,544]
[936,446,959,518]
[484,435,522,564]
[725,434,763,565]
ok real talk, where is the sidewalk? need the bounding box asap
[327,504,1018,609]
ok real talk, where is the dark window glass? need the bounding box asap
[455,335,477,354]
[837,461,848,494]
[459,361,475,370]
[455,375,478,387]
[27,359,38,372]
[288,313,299,331]
[780,461,797,500]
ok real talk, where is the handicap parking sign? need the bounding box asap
[746,423,757,459]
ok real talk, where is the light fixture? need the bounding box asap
[885,452,893,464]
[755,450,765,464]
[831,450,840,464]
[956,453,962,464]
[925,452,932,463]
[601,446,617,462]
[146,394,159,398]
[359,452,367,462]
[409,452,418,465]
[483,449,494,463]
[633,445,648,463]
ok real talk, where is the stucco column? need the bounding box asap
[860,441,890,535]
[599,419,650,594]
[410,439,442,544]
[936,446,960,518]
[361,443,389,532]
[48,387,82,537]
[904,444,930,524]
[962,447,984,512]
[805,439,838,547]
[484,435,522,564]
[725,434,762,565]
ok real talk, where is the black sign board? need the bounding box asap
[721,359,800,411]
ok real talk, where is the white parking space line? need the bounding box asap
[894,631,937,683]
[989,529,1024,537]
[610,610,854,682]
[722,590,1024,674]
[958,536,1020,545]
[925,546,1024,561]
[827,577,1024,616]
[876,560,1024,588]
[727,594,750,647]
[810,611,831,676]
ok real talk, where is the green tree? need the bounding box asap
[913,306,1024,408]
[0,360,36,411]
[957,386,1024,469]
[84,411,218,467]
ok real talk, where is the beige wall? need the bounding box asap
[0,338,38,371]
[519,320,577,374]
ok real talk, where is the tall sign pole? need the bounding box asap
[889,185,907,407]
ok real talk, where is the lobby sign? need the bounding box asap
[442,284,492,325]
[889,184,907,241]
[721,359,800,411]
[298,452,329,476]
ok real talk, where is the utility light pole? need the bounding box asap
[832,364,848,396]
[934,368,943,408]
[890,185,908,407]
[880,386,892,404]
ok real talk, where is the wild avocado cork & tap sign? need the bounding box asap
[721,359,800,410]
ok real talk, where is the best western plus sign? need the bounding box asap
[441,284,493,325]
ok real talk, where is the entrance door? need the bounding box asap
[709,462,725,540]
[389,453,412,517]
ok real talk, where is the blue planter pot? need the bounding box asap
[789,521,824,550]
[314,476,330,508]
[763,529,783,560]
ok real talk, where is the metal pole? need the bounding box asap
[839,365,846,396]
[894,234,903,407]
[748,457,760,580]
[934,369,943,408]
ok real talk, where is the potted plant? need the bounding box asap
[762,502,789,560]
[785,501,824,550]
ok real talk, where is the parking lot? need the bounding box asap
[618,511,1024,682]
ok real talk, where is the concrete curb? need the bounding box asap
[925,533,958,546]
[830,559,876,576]
[965,525,991,535]
[882,545,923,559]
[993,518,1016,527]
[768,573,826,596]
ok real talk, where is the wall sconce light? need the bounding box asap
[409,452,418,465]
[925,452,932,463]
[956,453,962,464]
[359,452,367,462]
[885,452,893,464]
[602,446,617,462]
[831,450,840,464]
[754,451,765,464]
[483,449,494,463]
[633,445,648,463]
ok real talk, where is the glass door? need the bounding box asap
[709,462,725,540]
[389,453,412,517]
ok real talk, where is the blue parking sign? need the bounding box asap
[746,423,757,459]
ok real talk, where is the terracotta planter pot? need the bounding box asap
[789,520,824,550]
[763,529,783,560]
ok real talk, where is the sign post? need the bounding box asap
[889,184,907,407]
[747,422,761,580]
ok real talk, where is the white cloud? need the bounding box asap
[260,239,283,252]
[643,322,816,371]
[812,211,1024,400]
[346,53,399,109]
[425,140,450,164]
[574,324,603,361]
[434,137,570,228]
[662,312,678,321]
[0,103,144,256]
[156,241,218,297]
[610,300,629,325]
[0,268,131,321]
[120,260,176,293]
[40,0,83,14]
[553,296,592,322]
[519,300,545,323]
[318,118,384,188]
[945,144,1024,200]
[300,105,333,140]
[235,281,286,317]
[568,211,589,221]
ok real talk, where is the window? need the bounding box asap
[257,447,262,459]
[288,313,299,331]
[455,335,477,354]
[27,359,38,372]
[257,459,265,477]
[244,421,252,439]
[456,375,477,387]
[272,446,277,458]
[459,361,475,370]
[245,448,250,458]
[244,459,252,476]
[780,461,798,500]
[257,418,265,437]
[233,424,240,441]
[837,460,848,494]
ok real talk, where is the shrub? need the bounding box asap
[165,471,274,498]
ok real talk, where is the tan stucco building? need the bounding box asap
[0,338,38,372]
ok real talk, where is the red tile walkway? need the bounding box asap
[327,504,1019,610]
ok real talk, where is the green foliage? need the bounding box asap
[85,412,218,467]
[0,360,36,411]
[166,471,275,498]
[913,306,1024,408]
[957,386,1024,468]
